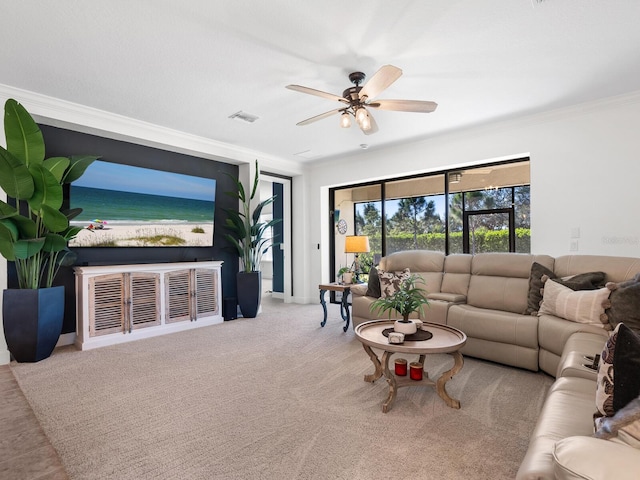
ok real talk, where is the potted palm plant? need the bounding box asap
[223,160,280,318]
[370,273,430,334]
[0,99,98,362]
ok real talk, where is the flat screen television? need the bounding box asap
[69,160,216,248]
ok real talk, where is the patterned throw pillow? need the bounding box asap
[596,323,640,419]
[538,279,611,327]
[378,268,410,298]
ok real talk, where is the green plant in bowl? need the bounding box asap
[369,273,430,321]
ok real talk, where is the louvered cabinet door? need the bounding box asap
[89,274,125,337]
[165,270,193,323]
[195,268,219,319]
[129,273,161,330]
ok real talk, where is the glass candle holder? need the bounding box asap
[410,362,423,381]
[394,358,408,376]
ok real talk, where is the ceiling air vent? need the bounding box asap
[228,111,259,123]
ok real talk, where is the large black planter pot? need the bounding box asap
[237,271,262,318]
[2,286,64,363]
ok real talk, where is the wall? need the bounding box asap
[3,86,640,363]
[3,125,240,338]
[299,91,640,304]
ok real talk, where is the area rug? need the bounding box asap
[11,297,553,479]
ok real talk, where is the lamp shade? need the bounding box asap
[344,235,370,254]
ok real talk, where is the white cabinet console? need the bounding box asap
[74,261,223,350]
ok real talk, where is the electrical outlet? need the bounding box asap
[570,240,579,251]
[571,227,580,239]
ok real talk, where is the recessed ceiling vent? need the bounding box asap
[228,111,259,123]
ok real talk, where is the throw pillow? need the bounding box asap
[524,262,555,315]
[524,263,607,316]
[378,268,410,298]
[595,323,640,418]
[365,266,381,298]
[556,271,606,291]
[595,394,640,449]
[606,273,640,333]
[538,279,611,326]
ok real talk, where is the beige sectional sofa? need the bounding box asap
[350,250,640,479]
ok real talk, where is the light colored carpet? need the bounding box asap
[11,297,553,480]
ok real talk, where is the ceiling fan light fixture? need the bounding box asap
[360,114,372,131]
[355,107,368,125]
[340,111,351,128]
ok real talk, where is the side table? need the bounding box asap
[318,283,352,332]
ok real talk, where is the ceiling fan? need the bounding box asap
[286,65,437,135]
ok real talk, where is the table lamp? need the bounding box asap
[344,235,370,281]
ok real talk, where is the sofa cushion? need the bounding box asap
[596,323,640,418]
[552,435,640,480]
[441,254,472,296]
[378,268,410,298]
[468,253,553,314]
[516,377,597,480]
[606,274,640,333]
[447,304,538,349]
[539,280,611,328]
[379,250,444,273]
[365,266,381,298]
[554,255,640,284]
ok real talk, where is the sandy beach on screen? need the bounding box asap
[70,223,214,247]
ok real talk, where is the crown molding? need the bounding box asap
[0,84,303,176]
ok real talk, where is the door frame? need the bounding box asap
[462,207,515,253]
[261,172,292,302]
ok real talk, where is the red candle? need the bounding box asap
[394,358,408,376]
[410,362,423,381]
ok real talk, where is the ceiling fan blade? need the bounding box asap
[286,85,348,104]
[369,99,438,113]
[360,110,379,135]
[358,65,403,101]
[296,108,343,126]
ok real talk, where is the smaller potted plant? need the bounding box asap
[370,273,430,334]
[337,266,353,284]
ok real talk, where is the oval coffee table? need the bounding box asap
[354,320,467,413]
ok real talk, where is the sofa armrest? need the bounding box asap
[350,284,368,297]
[553,436,640,480]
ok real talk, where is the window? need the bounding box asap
[331,159,530,281]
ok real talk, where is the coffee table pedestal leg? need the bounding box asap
[436,351,464,409]
[381,351,397,413]
[361,344,383,383]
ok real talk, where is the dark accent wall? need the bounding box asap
[8,125,240,334]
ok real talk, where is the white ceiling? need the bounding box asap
[2,1,640,164]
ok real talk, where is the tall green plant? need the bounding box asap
[0,99,98,289]
[223,160,281,272]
